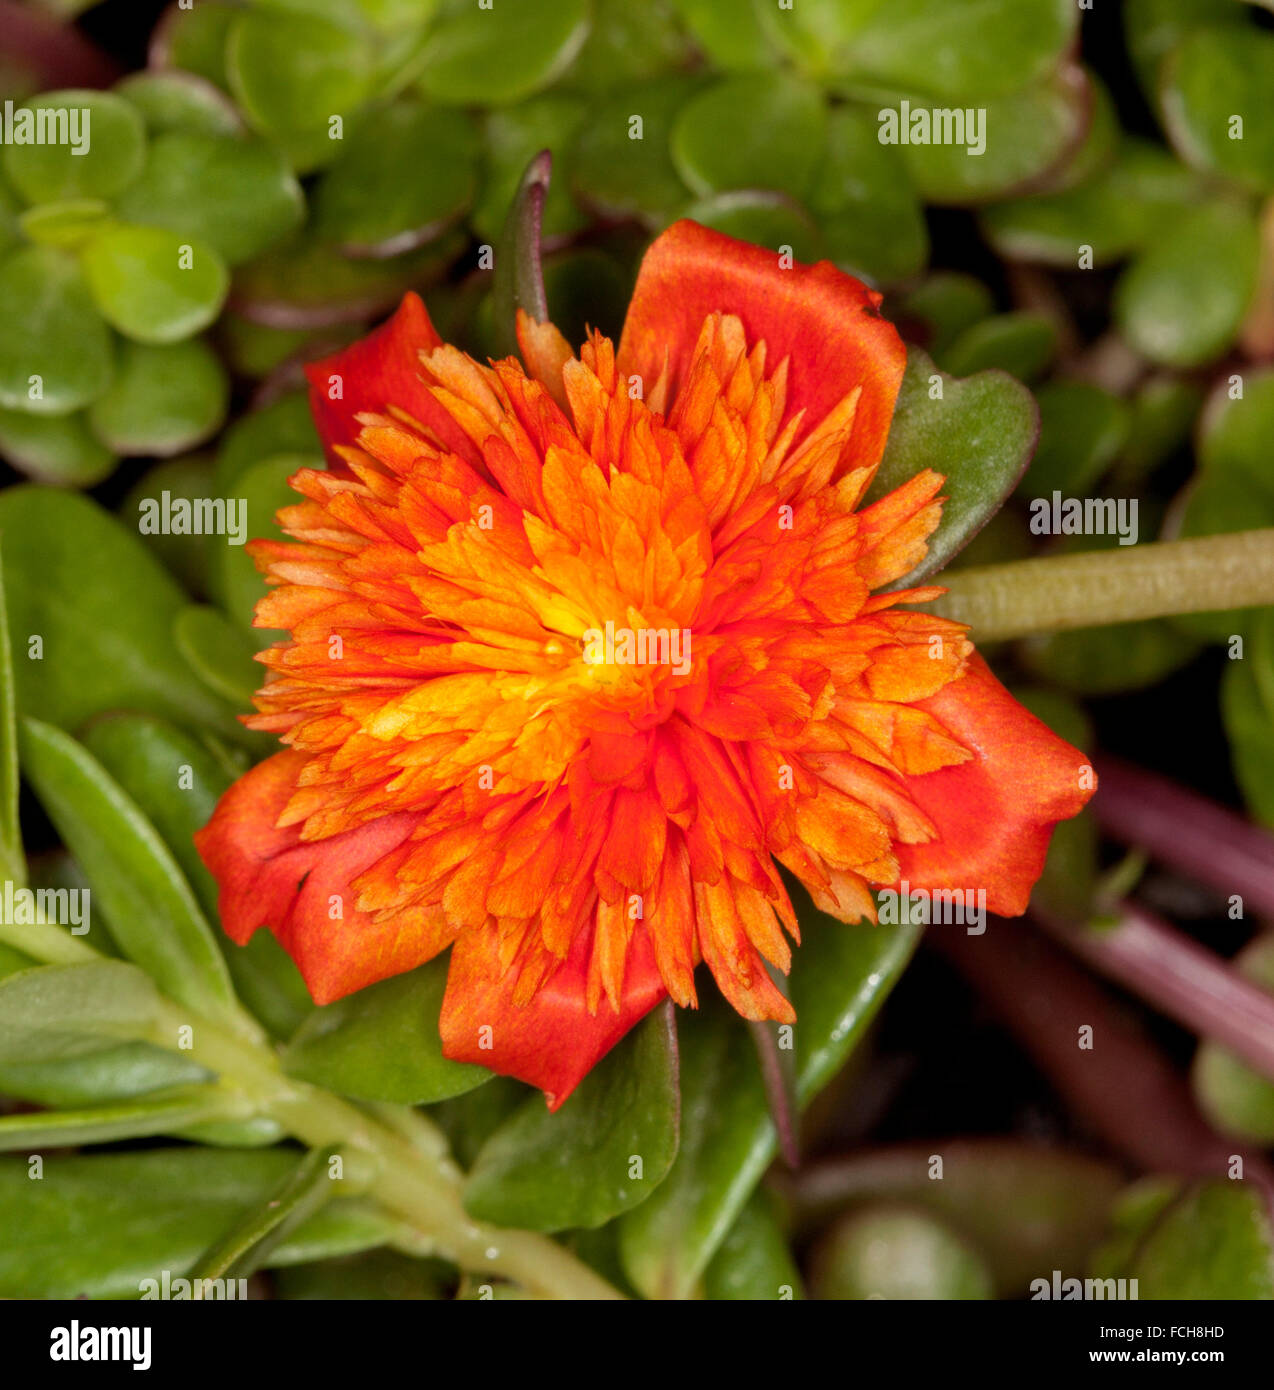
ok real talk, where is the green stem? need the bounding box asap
[2,919,620,1299]
[929,529,1274,641]
[153,1002,622,1300]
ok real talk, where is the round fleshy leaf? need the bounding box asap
[572,76,700,228]
[830,0,1077,99]
[415,0,590,106]
[312,101,479,256]
[211,451,320,649]
[895,272,994,358]
[152,0,238,87]
[561,0,694,93]
[228,228,462,330]
[677,191,823,265]
[1114,200,1259,367]
[18,198,110,251]
[1162,27,1274,192]
[1022,381,1130,497]
[213,390,318,494]
[1124,0,1251,108]
[123,453,218,594]
[808,106,927,285]
[810,1206,994,1300]
[670,73,828,200]
[2,91,145,205]
[80,222,229,345]
[1047,70,1120,193]
[867,347,1039,585]
[87,337,228,457]
[0,407,114,486]
[900,66,1089,204]
[1222,611,1274,828]
[116,70,244,138]
[172,605,261,710]
[114,131,303,267]
[226,10,374,168]
[1173,371,1274,642]
[0,245,114,415]
[472,95,589,243]
[666,0,775,69]
[981,137,1202,267]
[940,312,1057,383]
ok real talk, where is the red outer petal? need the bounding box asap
[617,219,907,468]
[893,655,1095,916]
[304,291,446,470]
[440,921,668,1111]
[193,751,430,1004]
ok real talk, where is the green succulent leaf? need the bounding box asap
[702,1189,803,1300]
[670,72,828,202]
[0,1084,237,1153]
[115,69,245,138]
[78,710,314,1042]
[80,222,229,346]
[18,716,251,1035]
[114,131,304,266]
[0,246,113,416]
[868,348,1039,585]
[1092,1179,1274,1299]
[313,101,479,256]
[0,1148,401,1298]
[617,903,921,1300]
[1114,201,1259,368]
[87,337,229,457]
[899,67,1089,205]
[809,107,927,285]
[462,1003,679,1232]
[226,10,375,171]
[826,0,1077,100]
[571,76,699,228]
[0,486,241,735]
[282,958,489,1105]
[415,0,591,107]
[0,408,114,488]
[2,91,145,204]
[1161,27,1274,191]
[1193,934,1274,1142]
[0,959,162,1065]
[810,1205,994,1300]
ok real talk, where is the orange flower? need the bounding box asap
[196,222,1094,1108]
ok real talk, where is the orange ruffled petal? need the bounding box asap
[618,219,906,472]
[893,655,1094,915]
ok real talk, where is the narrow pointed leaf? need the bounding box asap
[0,1084,237,1152]
[0,960,161,1064]
[18,716,254,1036]
[618,908,921,1299]
[188,1145,341,1285]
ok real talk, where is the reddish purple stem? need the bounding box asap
[931,924,1274,1207]
[1093,756,1274,918]
[1036,904,1274,1083]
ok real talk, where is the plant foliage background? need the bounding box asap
[0,0,1273,1300]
